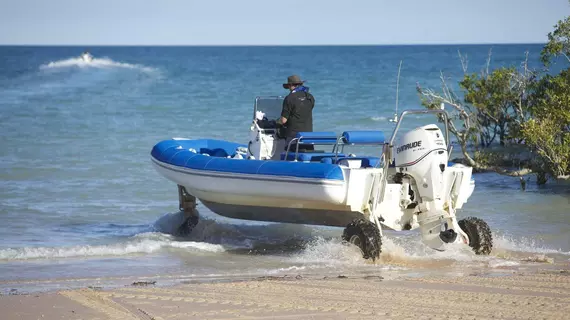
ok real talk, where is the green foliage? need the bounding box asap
[520,69,570,179]
[541,14,570,66]
[520,118,570,178]
[473,150,505,167]
[529,68,570,125]
[461,68,519,112]
[473,147,529,169]
[416,10,570,182]
[459,66,532,147]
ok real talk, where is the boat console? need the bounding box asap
[248,96,387,166]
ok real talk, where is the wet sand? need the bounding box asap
[2,269,569,320]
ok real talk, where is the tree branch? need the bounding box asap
[458,49,469,74]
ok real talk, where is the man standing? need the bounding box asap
[277,75,315,150]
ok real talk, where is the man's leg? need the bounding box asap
[283,136,314,152]
[283,136,293,151]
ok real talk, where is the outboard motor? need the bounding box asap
[394,124,448,200]
[394,124,454,250]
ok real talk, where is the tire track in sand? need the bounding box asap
[60,288,165,320]
[47,272,570,319]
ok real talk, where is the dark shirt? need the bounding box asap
[280,88,315,138]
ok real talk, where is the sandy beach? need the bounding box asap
[2,43,570,320]
[2,268,569,320]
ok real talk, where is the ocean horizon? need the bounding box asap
[0,42,549,47]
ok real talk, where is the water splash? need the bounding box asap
[291,236,365,266]
[492,233,570,256]
[288,229,570,272]
[2,213,567,270]
[39,56,157,73]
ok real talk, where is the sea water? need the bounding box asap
[0,45,568,294]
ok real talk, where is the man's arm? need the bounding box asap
[278,97,292,125]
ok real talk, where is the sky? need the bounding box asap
[0,0,568,45]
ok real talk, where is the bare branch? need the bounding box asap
[417,83,479,167]
[417,85,471,138]
[457,50,468,74]
[522,51,529,75]
[483,48,493,78]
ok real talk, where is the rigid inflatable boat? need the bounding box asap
[150,96,492,260]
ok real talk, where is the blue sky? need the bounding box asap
[0,0,568,45]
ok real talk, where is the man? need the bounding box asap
[277,75,315,151]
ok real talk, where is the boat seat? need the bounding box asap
[199,147,230,158]
[341,130,385,145]
[294,131,339,145]
[281,131,343,162]
[321,156,381,168]
[281,152,346,162]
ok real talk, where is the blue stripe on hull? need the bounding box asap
[151,139,345,181]
[200,200,363,228]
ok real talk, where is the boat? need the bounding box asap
[150,96,493,260]
[80,51,93,62]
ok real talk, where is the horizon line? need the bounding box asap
[0,41,548,47]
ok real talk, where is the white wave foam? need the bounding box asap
[39,57,156,73]
[169,241,225,253]
[291,237,365,266]
[265,266,307,275]
[0,233,225,261]
[493,234,570,256]
[291,231,569,271]
[370,116,387,121]
[488,259,520,268]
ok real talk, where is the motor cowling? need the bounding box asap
[393,124,448,201]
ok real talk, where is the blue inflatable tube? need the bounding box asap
[151,139,345,181]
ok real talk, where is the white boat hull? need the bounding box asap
[151,158,364,227]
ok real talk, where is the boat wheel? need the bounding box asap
[342,218,382,261]
[458,217,493,255]
[176,214,199,237]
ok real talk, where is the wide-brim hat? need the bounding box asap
[283,75,305,89]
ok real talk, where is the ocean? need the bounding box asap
[0,45,568,294]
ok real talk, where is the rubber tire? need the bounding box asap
[458,217,493,255]
[177,215,199,237]
[342,218,382,261]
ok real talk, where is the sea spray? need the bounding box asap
[39,56,158,74]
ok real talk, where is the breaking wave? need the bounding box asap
[492,233,570,256]
[0,232,224,261]
[1,213,567,270]
[39,56,157,73]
